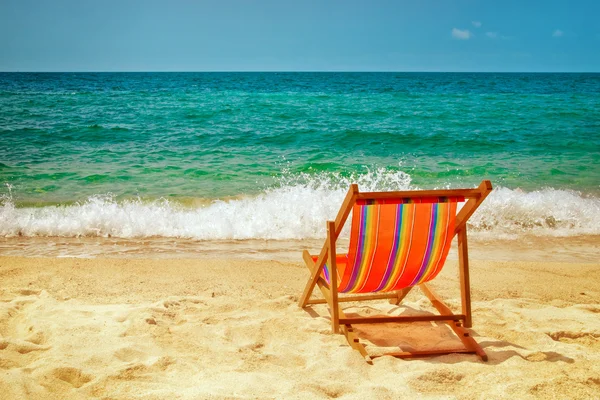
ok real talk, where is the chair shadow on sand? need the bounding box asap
[304,304,575,365]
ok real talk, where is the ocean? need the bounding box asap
[1,72,599,257]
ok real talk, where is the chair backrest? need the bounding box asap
[333,196,464,294]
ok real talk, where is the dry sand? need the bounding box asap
[1,251,599,399]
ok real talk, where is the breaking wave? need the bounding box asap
[1,170,599,240]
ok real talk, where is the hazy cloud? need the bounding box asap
[472,21,482,28]
[553,29,564,37]
[452,28,472,40]
[486,32,499,39]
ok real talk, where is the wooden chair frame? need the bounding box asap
[299,180,493,363]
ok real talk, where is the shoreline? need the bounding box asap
[0,235,598,263]
[1,253,599,398]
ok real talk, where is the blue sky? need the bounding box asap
[0,0,598,72]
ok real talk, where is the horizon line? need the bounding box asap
[1,70,599,74]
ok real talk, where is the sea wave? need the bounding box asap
[1,170,599,240]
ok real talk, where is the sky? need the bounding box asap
[0,0,598,72]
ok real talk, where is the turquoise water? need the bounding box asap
[1,72,599,240]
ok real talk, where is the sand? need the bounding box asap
[1,252,599,399]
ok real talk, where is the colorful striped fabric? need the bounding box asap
[321,198,459,294]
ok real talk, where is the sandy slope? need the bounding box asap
[0,255,599,399]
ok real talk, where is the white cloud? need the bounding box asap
[486,32,498,39]
[553,29,564,37]
[452,28,472,40]
[472,21,482,28]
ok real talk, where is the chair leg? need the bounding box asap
[327,221,340,333]
[388,287,412,305]
[457,228,472,328]
[340,319,373,364]
[299,249,327,308]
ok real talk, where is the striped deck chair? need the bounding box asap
[299,180,492,363]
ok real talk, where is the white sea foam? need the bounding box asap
[1,170,599,240]
[470,186,600,238]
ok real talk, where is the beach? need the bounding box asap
[1,72,599,398]
[1,0,600,393]
[1,237,599,399]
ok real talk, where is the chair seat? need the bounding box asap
[312,200,456,294]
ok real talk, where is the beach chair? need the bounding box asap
[299,180,492,363]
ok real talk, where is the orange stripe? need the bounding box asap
[383,204,415,291]
[359,204,398,293]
